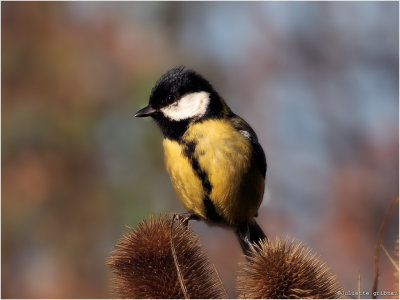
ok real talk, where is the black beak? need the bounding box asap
[135,105,157,117]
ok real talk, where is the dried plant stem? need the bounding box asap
[372,197,398,298]
[394,240,399,299]
[212,263,229,298]
[170,214,189,299]
[358,273,361,300]
[381,244,399,272]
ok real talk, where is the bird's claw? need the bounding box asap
[172,213,199,226]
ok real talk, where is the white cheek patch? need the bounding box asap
[161,91,210,121]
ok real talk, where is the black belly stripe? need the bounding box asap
[182,140,223,222]
[203,196,223,222]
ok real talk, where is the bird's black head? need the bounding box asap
[135,66,227,140]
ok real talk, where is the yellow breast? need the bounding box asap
[163,119,264,226]
[163,138,206,218]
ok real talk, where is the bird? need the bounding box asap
[135,66,267,254]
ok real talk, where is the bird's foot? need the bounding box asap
[236,223,260,255]
[172,213,199,226]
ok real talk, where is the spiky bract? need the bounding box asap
[106,215,226,299]
[237,237,341,299]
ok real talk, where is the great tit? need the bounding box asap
[135,66,267,253]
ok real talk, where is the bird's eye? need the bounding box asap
[167,94,175,103]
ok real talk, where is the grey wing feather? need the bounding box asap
[230,115,267,177]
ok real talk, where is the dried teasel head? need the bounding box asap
[237,237,341,299]
[106,214,227,299]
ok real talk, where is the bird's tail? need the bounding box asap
[236,219,267,255]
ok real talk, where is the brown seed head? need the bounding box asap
[237,237,341,299]
[106,214,227,299]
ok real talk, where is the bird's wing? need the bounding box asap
[230,115,267,178]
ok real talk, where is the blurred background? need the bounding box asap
[2,2,399,298]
